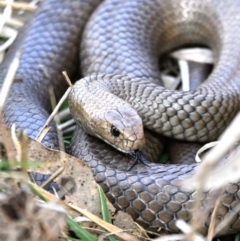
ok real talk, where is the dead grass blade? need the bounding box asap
[0,0,13,33]
[184,112,240,238]
[0,1,37,11]
[40,167,64,189]
[0,51,21,161]
[29,182,140,241]
[171,48,214,64]
[35,87,71,142]
[0,51,20,109]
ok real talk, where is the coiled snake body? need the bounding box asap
[2,0,240,235]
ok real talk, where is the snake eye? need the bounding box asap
[111,125,120,137]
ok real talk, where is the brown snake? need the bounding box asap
[1,0,240,236]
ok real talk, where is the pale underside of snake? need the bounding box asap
[2,0,240,236]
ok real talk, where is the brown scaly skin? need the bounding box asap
[0,0,103,148]
[2,0,240,236]
[69,73,239,144]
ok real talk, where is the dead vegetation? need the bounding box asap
[0,1,240,241]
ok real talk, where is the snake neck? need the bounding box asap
[70,73,239,144]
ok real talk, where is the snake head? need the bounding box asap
[94,106,145,153]
[69,76,145,154]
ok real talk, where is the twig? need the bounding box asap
[0,26,18,52]
[0,51,21,161]
[195,141,219,163]
[176,220,204,241]
[58,119,75,131]
[62,71,73,86]
[187,111,240,237]
[35,87,71,141]
[35,126,50,143]
[58,108,71,120]
[11,124,20,162]
[214,202,240,237]
[68,203,139,241]
[201,112,240,167]
[206,188,225,241]
[0,1,37,11]
[48,86,65,153]
[153,234,187,241]
[0,51,20,108]
[62,125,76,135]
[29,182,140,241]
[171,48,214,64]
[19,130,28,180]
[0,0,13,33]
[0,14,23,28]
[10,124,29,180]
[41,167,64,189]
[178,60,189,91]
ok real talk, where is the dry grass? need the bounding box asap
[1,1,240,241]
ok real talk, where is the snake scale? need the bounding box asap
[1,0,240,236]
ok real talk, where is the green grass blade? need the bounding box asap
[28,184,97,241]
[159,153,168,164]
[60,236,81,241]
[235,233,240,241]
[67,217,98,241]
[98,185,116,241]
[28,183,48,201]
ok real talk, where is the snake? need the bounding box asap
[1,0,240,236]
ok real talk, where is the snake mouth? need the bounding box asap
[127,150,150,171]
[95,132,139,154]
